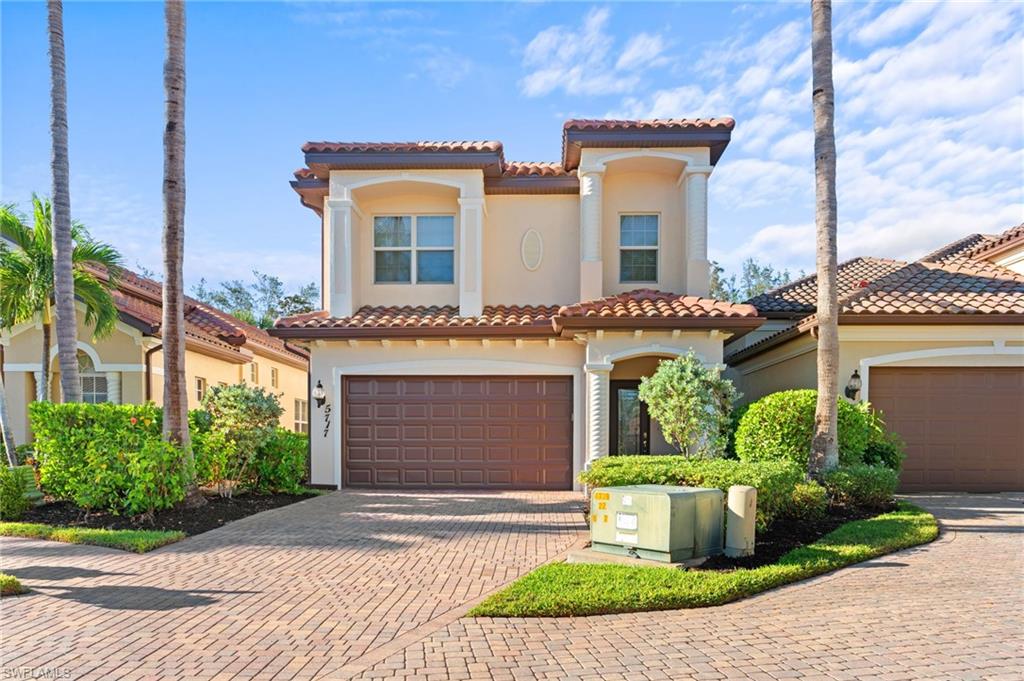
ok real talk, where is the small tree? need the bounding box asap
[199,384,283,497]
[638,352,738,458]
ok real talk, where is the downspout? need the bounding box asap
[145,343,163,402]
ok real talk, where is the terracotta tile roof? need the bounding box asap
[746,257,908,317]
[302,141,503,154]
[558,289,759,320]
[274,305,559,334]
[502,162,574,177]
[965,223,1024,261]
[293,168,318,181]
[920,233,994,263]
[562,118,736,132]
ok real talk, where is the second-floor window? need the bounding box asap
[271,367,279,388]
[373,215,455,284]
[195,376,207,402]
[250,362,259,384]
[619,214,659,283]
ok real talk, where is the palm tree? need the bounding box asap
[47,0,81,403]
[162,0,190,457]
[1,367,17,467]
[809,0,840,478]
[0,198,122,403]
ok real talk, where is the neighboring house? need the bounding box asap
[726,225,1024,492]
[271,118,764,490]
[1,267,310,446]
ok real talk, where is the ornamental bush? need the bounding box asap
[637,352,739,458]
[579,456,804,530]
[251,429,308,494]
[27,402,188,515]
[785,481,829,521]
[734,390,873,467]
[0,466,28,521]
[199,383,284,497]
[823,464,899,509]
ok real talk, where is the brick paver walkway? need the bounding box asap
[0,491,586,680]
[2,493,1021,680]
[353,493,1024,681]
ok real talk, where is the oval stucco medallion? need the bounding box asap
[521,229,544,271]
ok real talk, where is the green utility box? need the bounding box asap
[590,485,724,563]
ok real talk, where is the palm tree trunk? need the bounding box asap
[0,349,18,467]
[39,320,52,402]
[162,0,191,460]
[809,0,840,478]
[47,0,82,404]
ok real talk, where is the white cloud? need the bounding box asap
[412,45,474,89]
[852,2,938,46]
[520,8,669,97]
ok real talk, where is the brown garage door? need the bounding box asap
[870,367,1024,492]
[343,376,573,489]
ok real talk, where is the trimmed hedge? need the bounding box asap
[785,481,829,521]
[251,429,308,494]
[579,456,804,530]
[0,466,28,521]
[824,464,899,508]
[734,390,874,467]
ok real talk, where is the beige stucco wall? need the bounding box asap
[483,195,580,306]
[729,324,1024,405]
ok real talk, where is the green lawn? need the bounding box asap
[0,572,29,597]
[0,522,185,553]
[470,503,938,617]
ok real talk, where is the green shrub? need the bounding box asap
[785,481,828,520]
[734,390,873,467]
[0,466,28,521]
[824,464,899,508]
[579,456,804,530]
[13,444,36,465]
[199,384,284,497]
[637,352,739,457]
[251,429,307,494]
[28,402,188,515]
[862,411,906,471]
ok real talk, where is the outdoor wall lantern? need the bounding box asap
[312,380,327,408]
[844,370,862,400]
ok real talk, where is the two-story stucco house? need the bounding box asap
[271,118,764,490]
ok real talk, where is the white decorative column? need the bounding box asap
[458,197,485,317]
[325,197,355,318]
[585,362,612,465]
[578,167,605,302]
[33,370,45,402]
[685,165,713,297]
[106,372,121,404]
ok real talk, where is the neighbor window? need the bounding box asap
[373,215,455,284]
[271,367,279,388]
[250,362,259,383]
[195,377,207,402]
[619,214,659,283]
[77,352,108,404]
[294,398,309,434]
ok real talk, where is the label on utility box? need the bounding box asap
[615,532,638,544]
[616,512,638,530]
[621,495,633,507]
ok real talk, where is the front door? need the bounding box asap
[610,380,650,455]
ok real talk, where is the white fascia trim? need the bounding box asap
[2,363,42,372]
[330,359,584,492]
[737,344,816,376]
[859,343,1024,402]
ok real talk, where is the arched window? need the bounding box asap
[77,351,108,404]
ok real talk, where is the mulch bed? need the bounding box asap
[697,502,895,571]
[19,492,317,537]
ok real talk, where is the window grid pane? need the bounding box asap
[416,216,454,247]
[374,250,412,283]
[373,216,412,247]
[416,250,454,283]
[620,215,659,247]
[620,249,658,282]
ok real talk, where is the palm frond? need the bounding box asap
[73,270,121,339]
[0,204,33,252]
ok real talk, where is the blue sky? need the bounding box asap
[3,1,1022,292]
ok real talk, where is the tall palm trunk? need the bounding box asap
[47,0,81,404]
[162,0,191,461]
[809,0,840,478]
[39,318,51,402]
[1,349,17,466]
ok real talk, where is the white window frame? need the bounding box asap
[618,213,660,284]
[80,372,109,404]
[372,214,456,285]
[294,398,309,434]
[195,376,207,402]
[250,362,259,384]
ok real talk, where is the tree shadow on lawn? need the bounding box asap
[31,584,256,611]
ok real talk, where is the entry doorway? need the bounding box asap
[609,380,675,455]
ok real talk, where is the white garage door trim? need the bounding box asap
[860,342,1024,402]
[331,360,584,491]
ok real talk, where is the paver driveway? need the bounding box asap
[0,491,586,680]
[2,493,1021,680]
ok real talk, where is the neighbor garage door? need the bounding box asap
[870,367,1024,492]
[343,376,573,489]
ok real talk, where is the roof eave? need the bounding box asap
[562,128,733,170]
[304,150,505,177]
[484,176,580,195]
[268,324,559,340]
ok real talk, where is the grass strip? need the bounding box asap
[0,522,185,553]
[470,502,938,617]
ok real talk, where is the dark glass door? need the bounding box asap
[610,380,650,455]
